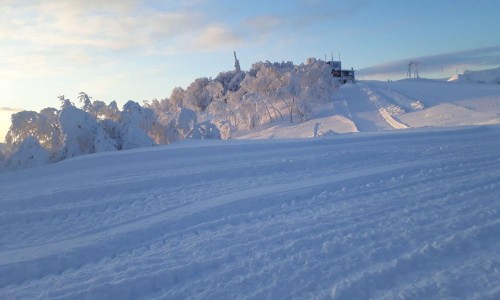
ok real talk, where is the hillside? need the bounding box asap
[238,79,500,139]
[1,125,499,299]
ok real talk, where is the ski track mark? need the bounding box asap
[1,127,499,299]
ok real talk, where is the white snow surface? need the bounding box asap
[1,125,500,299]
[448,67,500,84]
[237,80,500,139]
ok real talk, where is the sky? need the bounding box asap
[1,0,500,142]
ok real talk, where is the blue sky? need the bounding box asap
[1,0,500,141]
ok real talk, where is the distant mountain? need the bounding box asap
[448,66,500,84]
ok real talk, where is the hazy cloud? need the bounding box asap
[1,1,205,50]
[193,25,243,51]
[358,46,500,79]
[240,0,368,47]
[244,15,287,34]
[0,107,23,112]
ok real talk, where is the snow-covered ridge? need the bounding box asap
[1,125,499,299]
[448,66,500,84]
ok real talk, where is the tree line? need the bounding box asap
[0,57,338,170]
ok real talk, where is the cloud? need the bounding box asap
[244,15,287,34]
[2,1,204,50]
[357,46,500,79]
[240,0,368,47]
[0,107,23,112]
[0,0,217,81]
[193,25,243,51]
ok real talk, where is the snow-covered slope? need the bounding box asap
[1,126,500,299]
[448,67,500,84]
[238,80,500,139]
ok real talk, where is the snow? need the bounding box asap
[1,125,500,299]
[2,73,500,297]
[237,102,358,139]
[362,80,500,129]
[4,61,500,171]
[448,67,500,84]
[235,80,500,140]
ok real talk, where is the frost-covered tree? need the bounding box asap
[118,101,156,150]
[5,111,44,149]
[240,65,285,126]
[187,121,221,140]
[298,58,338,105]
[78,92,93,113]
[277,72,304,123]
[185,77,212,112]
[144,98,177,125]
[2,56,341,170]
[39,107,62,150]
[215,70,245,93]
[5,136,51,170]
[176,108,197,138]
[58,104,117,159]
[5,109,61,153]
[59,95,73,108]
[89,100,121,121]
[169,87,186,108]
[161,107,198,144]
[211,118,232,140]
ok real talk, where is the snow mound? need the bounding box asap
[448,67,500,84]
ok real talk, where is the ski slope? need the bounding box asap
[1,125,500,299]
[238,80,500,139]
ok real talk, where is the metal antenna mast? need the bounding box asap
[407,61,420,79]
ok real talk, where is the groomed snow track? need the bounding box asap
[1,126,500,299]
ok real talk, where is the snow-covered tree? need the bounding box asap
[78,92,93,113]
[211,118,232,140]
[161,107,198,144]
[144,98,177,125]
[5,136,51,170]
[59,95,73,108]
[185,77,212,112]
[186,121,221,140]
[5,110,61,153]
[118,101,156,150]
[169,87,186,108]
[91,100,121,121]
[239,65,285,126]
[176,108,197,138]
[1,56,341,170]
[215,70,246,93]
[58,104,117,159]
